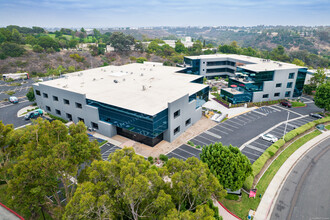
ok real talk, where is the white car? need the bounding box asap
[260,133,278,143]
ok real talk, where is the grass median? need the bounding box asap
[220,129,322,218]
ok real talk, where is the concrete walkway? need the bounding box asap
[254,130,330,220]
[203,94,257,118]
[213,199,241,220]
[0,203,21,220]
[16,105,37,117]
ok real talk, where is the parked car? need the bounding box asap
[280,100,292,108]
[24,109,43,120]
[309,113,323,119]
[9,96,18,103]
[260,133,278,143]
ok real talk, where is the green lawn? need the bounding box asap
[291,101,306,107]
[221,129,322,218]
[47,33,73,40]
[325,124,330,130]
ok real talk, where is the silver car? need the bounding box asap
[260,133,278,143]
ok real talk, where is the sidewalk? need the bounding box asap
[203,95,257,118]
[254,130,330,220]
[213,199,241,220]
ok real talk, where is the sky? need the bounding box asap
[0,0,329,28]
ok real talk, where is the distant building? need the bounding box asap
[305,69,330,84]
[33,63,208,146]
[183,54,307,104]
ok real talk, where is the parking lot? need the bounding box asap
[100,142,121,160]
[241,115,317,163]
[167,103,321,162]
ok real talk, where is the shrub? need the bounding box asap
[147,156,154,164]
[33,44,44,53]
[243,175,254,190]
[187,141,195,147]
[159,154,168,162]
[225,194,239,201]
[196,145,201,149]
[46,113,68,123]
[136,57,147,63]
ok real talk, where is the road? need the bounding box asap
[0,99,33,128]
[270,137,330,220]
[0,205,20,220]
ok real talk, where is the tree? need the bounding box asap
[148,41,162,54]
[314,81,330,112]
[175,40,186,54]
[310,68,327,87]
[33,44,44,53]
[26,87,35,101]
[37,36,59,50]
[11,28,22,44]
[200,143,252,191]
[64,148,226,219]
[292,58,305,66]
[0,42,25,57]
[6,119,101,218]
[68,39,78,48]
[109,32,135,52]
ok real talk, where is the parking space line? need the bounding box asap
[191,138,208,147]
[270,130,284,137]
[247,113,260,120]
[236,115,251,123]
[209,127,228,135]
[298,117,314,123]
[199,133,219,143]
[243,114,258,120]
[275,105,303,116]
[267,106,281,112]
[204,130,222,139]
[226,119,244,126]
[230,117,247,125]
[176,147,198,157]
[169,151,187,160]
[253,140,271,148]
[252,109,268,116]
[217,125,233,131]
[241,150,260,159]
[195,136,212,145]
[246,145,265,153]
[221,122,239,129]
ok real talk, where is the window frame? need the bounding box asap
[174,126,180,135]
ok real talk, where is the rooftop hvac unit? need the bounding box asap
[93,78,96,81]
[123,78,126,81]
[141,73,144,76]
[131,72,133,74]
[142,85,146,91]
[114,80,118,83]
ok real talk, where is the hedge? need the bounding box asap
[243,116,330,190]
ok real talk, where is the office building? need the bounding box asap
[183,54,307,104]
[33,63,209,146]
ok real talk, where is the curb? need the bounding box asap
[217,201,241,220]
[254,131,330,220]
[0,202,24,220]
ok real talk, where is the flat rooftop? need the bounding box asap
[37,63,207,115]
[185,54,303,72]
[222,88,243,95]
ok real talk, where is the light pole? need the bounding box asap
[283,111,290,139]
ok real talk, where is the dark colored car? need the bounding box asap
[280,100,292,108]
[309,113,323,119]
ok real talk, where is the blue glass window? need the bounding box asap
[86,99,168,138]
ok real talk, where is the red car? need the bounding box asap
[280,100,292,108]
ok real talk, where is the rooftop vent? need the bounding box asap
[131,72,133,74]
[123,78,126,81]
[141,73,144,76]
[93,78,96,81]
[142,85,146,91]
[63,84,68,88]
[114,80,118,83]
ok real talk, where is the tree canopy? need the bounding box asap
[64,147,226,219]
[314,81,330,112]
[5,119,101,218]
[200,143,252,191]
